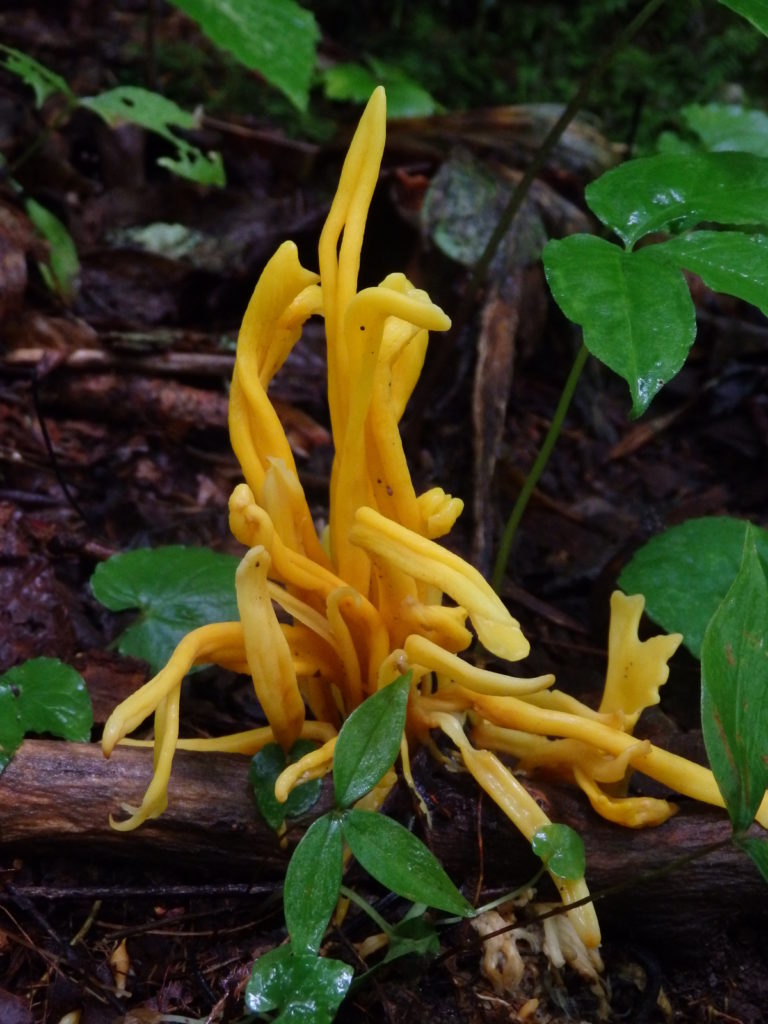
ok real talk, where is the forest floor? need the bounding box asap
[1,5,768,1023]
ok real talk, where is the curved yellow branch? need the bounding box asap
[351,506,529,662]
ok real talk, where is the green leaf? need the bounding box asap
[0,687,24,771]
[342,809,473,916]
[25,199,79,302]
[285,814,343,954]
[543,234,696,417]
[0,659,92,771]
[322,62,379,105]
[682,103,768,158]
[250,740,323,831]
[660,231,768,316]
[619,517,768,658]
[738,836,768,884]
[367,58,440,119]
[0,45,74,106]
[701,526,768,832]
[80,87,225,186]
[322,58,440,119]
[166,0,319,112]
[245,944,353,1023]
[585,152,768,248]
[530,823,586,880]
[383,909,441,963]
[717,0,768,37]
[333,674,411,808]
[90,546,240,673]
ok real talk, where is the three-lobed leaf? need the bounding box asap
[585,152,768,248]
[91,546,240,673]
[284,814,344,954]
[701,526,768,833]
[682,102,768,158]
[661,231,768,317]
[341,809,473,917]
[0,658,92,771]
[166,0,319,112]
[530,823,586,880]
[245,944,353,1023]
[249,740,323,831]
[333,674,411,808]
[543,234,696,417]
[619,517,768,658]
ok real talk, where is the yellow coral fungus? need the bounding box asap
[102,86,768,946]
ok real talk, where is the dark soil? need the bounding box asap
[1,5,767,1022]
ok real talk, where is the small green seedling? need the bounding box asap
[246,673,473,1021]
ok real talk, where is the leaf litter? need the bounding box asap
[1,5,768,1023]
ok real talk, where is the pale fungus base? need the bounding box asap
[102,88,768,949]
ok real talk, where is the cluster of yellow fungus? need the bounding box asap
[102,88,768,950]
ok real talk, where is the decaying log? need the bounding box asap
[1,740,765,944]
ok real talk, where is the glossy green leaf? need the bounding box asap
[245,944,353,1022]
[25,199,80,302]
[250,740,323,831]
[717,0,768,36]
[342,809,473,916]
[683,103,768,158]
[333,674,411,808]
[0,659,92,771]
[701,526,768,832]
[619,517,768,658]
[543,234,696,417]
[531,823,586,880]
[661,231,768,316]
[585,152,768,247]
[0,45,73,106]
[167,0,319,111]
[81,88,224,186]
[285,814,343,954]
[739,837,768,884]
[90,546,240,673]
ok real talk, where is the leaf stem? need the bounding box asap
[491,342,589,592]
[339,884,393,936]
[470,867,546,917]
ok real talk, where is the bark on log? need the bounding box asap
[1,740,765,945]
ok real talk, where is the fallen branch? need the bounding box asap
[1,740,765,943]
